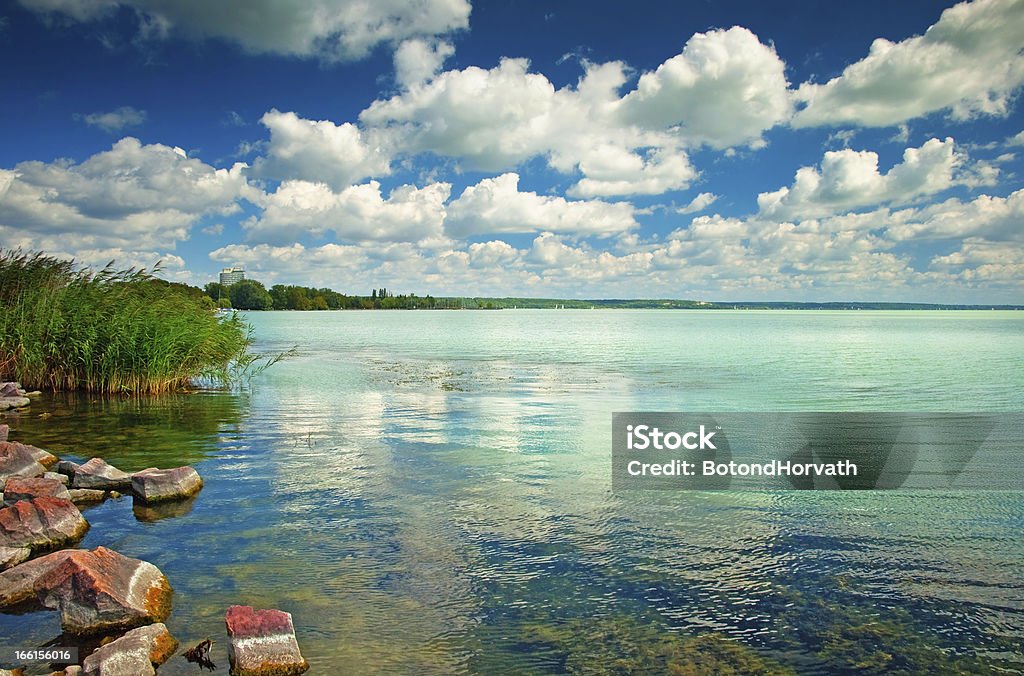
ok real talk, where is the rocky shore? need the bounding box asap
[0,384,308,675]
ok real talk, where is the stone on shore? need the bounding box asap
[68,489,107,505]
[72,458,131,491]
[0,441,48,482]
[82,623,178,676]
[0,497,88,552]
[0,424,7,442]
[57,460,81,477]
[0,546,173,635]
[226,605,309,676]
[45,471,70,486]
[0,383,19,397]
[131,466,202,504]
[4,476,71,502]
[0,397,31,411]
[0,545,30,571]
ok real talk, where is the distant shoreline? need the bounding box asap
[235,301,1024,311]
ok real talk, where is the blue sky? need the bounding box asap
[1,0,1022,302]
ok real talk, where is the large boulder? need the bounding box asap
[0,383,19,397]
[131,466,203,504]
[82,623,178,676]
[0,497,88,552]
[72,459,131,490]
[226,605,309,676]
[0,441,47,482]
[4,476,71,502]
[57,461,81,477]
[0,546,173,635]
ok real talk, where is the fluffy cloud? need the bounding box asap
[758,138,963,219]
[885,188,1024,242]
[677,192,718,214]
[245,179,450,244]
[394,38,455,88]
[362,25,791,198]
[19,0,471,61]
[251,110,390,189]
[445,173,637,238]
[794,0,1024,127]
[618,26,792,149]
[0,137,253,250]
[81,106,146,132]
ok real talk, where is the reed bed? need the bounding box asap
[0,250,271,394]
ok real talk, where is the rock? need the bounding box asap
[0,382,19,397]
[82,623,178,676]
[0,668,26,676]
[0,424,7,442]
[57,461,81,477]
[225,605,309,676]
[24,391,42,398]
[4,476,71,502]
[0,546,173,635]
[21,442,58,469]
[0,441,47,482]
[0,497,88,552]
[0,545,30,571]
[58,668,82,675]
[132,495,196,522]
[72,458,131,490]
[68,489,107,505]
[131,466,203,504]
[45,471,70,486]
[0,397,31,410]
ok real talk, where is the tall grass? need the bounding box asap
[0,250,276,394]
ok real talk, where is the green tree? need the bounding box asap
[229,279,273,310]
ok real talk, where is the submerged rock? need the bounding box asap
[82,622,178,676]
[225,605,309,676]
[68,489,107,505]
[0,546,173,635]
[72,458,131,491]
[0,545,30,571]
[4,476,71,502]
[131,466,203,504]
[0,497,88,552]
[132,494,197,522]
[0,441,48,482]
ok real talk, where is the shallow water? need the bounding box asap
[2,310,1023,673]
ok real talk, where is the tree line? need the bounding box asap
[203,280,449,311]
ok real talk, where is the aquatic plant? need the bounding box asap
[0,249,278,394]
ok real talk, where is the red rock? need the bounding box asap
[4,476,71,502]
[0,441,47,482]
[0,546,173,635]
[0,497,88,552]
[131,466,203,503]
[0,383,18,397]
[226,605,309,676]
[82,623,178,676]
[72,458,131,490]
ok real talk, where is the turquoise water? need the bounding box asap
[2,310,1023,673]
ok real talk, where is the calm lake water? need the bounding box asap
[3,310,1023,673]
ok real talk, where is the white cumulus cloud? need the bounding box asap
[794,0,1024,127]
[445,172,637,238]
[758,138,964,219]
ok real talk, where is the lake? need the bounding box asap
[3,310,1023,673]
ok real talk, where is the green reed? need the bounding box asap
[0,250,276,394]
